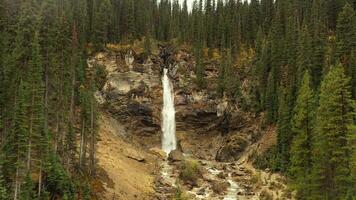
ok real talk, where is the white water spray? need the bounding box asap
[161,68,176,154]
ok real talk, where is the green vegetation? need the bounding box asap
[252,146,278,171]
[179,160,202,186]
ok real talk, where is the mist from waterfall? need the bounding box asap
[161,68,177,154]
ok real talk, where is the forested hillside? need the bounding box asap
[0,0,355,199]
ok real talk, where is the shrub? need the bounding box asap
[179,160,202,186]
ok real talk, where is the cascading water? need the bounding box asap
[161,68,177,154]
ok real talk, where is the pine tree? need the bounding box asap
[350,50,356,98]
[310,22,326,89]
[336,3,356,98]
[311,64,354,199]
[336,3,355,66]
[276,85,292,172]
[265,69,278,123]
[296,25,312,86]
[5,80,29,200]
[349,123,356,198]
[224,49,234,97]
[289,72,315,199]
[218,48,226,96]
[20,173,37,200]
[0,172,8,200]
[0,153,9,200]
[27,31,45,170]
[195,44,205,89]
[93,0,112,49]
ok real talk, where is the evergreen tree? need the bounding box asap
[93,0,112,49]
[336,3,356,98]
[349,123,356,198]
[289,72,315,199]
[296,26,312,86]
[350,50,356,98]
[27,31,45,171]
[0,153,9,200]
[311,64,354,199]
[276,85,292,172]
[4,80,29,200]
[20,173,37,200]
[195,44,205,89]
[310,22,326,89]
[265,69,278,123]
[336,3,355,67]
[224,49,234,97]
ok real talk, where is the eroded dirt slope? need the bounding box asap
[96,112,159,200]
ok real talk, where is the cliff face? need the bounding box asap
[91,44,263,162]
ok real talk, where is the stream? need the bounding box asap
[159,67,241,199]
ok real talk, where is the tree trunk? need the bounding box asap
[89,98,95,176]
[13,152,20,200]
[27,86,35,170]
[79,118,85,169]
[38,161,42,197]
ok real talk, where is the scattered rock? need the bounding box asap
[168,150,184,162]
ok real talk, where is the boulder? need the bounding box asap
[215,135,248,162]
[212,180,230,195]
[149,148,167,159]
[168,150,184,162]
[231,171,245,177]
[217,172,227,179]
[175,94,188,106]
[125,149,145,162]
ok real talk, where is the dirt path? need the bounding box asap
[96,113,158,200]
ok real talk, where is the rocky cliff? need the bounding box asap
[91,44,264,162]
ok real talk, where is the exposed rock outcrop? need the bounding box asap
[168,150,184,162]
[216,135,249,162]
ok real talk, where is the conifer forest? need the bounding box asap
[0,0,355,200]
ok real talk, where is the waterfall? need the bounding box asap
[161,68,176,154]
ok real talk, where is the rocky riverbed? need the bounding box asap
[154,148,290,200]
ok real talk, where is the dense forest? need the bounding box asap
[0,0,355,199]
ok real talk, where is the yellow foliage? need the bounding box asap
[211,48,222,62]
[106,43,131,52]
[235,46,255,70]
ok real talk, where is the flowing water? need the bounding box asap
[160,69,240,200]
[161,68,177,154]
[224,173,239,200]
